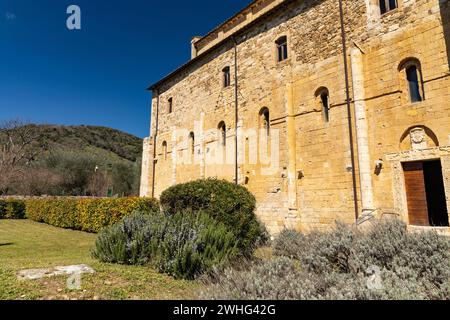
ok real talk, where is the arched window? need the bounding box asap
[162,141,167,160]
[168,97,173,113]
[222,66,231,87]
[218,121,226,147]
[399,58,424,103]
[275,36,288,62]
[315,87,330,123]
[188,132,195,156]
[259,107,270,137]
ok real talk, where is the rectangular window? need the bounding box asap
[380,0,398,15]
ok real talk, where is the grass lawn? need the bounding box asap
[0,219,201,300]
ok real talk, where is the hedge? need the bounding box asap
[0,199,26,219]
[160,178,266,255]
[25,197,159,233]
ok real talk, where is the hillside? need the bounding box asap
[1,123,143,197]
[33,124,143,162]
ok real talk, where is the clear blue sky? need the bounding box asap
[0,0,251,138]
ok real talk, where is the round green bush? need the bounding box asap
[159,178,266,255]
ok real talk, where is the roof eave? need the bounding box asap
[147,0,293,92]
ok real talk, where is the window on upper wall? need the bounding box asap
[168,98,173,113]
[223,66,231,87]
[189,132,195,156]
[218,121,226,147]
[406,65,422,102]
[399,58,424,103]
[379,0,398,15]
[315,87,330,123]
[276,36,288,62]
[162,141,168,160]
[259,107,270,137]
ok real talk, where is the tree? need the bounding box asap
[0,120,44,195]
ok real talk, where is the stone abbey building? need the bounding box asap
[140,0,450,234]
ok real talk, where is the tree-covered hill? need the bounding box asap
[33,124,143,162]
[0,122,144,197]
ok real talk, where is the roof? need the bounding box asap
[148,0,290,91]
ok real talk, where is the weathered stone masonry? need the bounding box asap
[141,0,450,234]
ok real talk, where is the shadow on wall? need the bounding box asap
[440,0,450,69]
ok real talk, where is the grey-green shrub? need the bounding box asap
[92,213,162,265]
[204,219,450,300]
[93,211,239,279]
[201,257,308,300]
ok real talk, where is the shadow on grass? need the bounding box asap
[0,243,14,247]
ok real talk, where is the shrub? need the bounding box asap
[92,212,164,265]
[204,219,450,300]
[93,211,239,280]
[25,197,159,232]
[155,211,239,279]
[0,199,26,219]
[160,178,266,255]
[76,197,159,232]
[0,200,4,219]
[273,229,307,260]
[25,198,78,228]
[201,257,307,300]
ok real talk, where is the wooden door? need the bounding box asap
[403,162,429,226]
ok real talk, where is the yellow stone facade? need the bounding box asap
[141,0,450,234]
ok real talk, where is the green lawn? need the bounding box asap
[0,219,201,300]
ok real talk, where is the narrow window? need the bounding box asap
[168,98,173,113]
[218,121,226,147]
[399,58,424,103]
[189,132,195,156]
[258,108,270,156]
[275,36,288,62]
[316,88,330,123]
[259,107,270,137]
[406,66,422,103]
[321,93,330,122]
[379,0,398,15]
[223,66,231,87]
[162,141,167,160]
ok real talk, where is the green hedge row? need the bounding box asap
[0,199,26,219]
[25,197,159,233]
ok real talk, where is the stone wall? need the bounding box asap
[142,0,450,234]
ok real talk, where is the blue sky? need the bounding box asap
[0,0,251,137]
